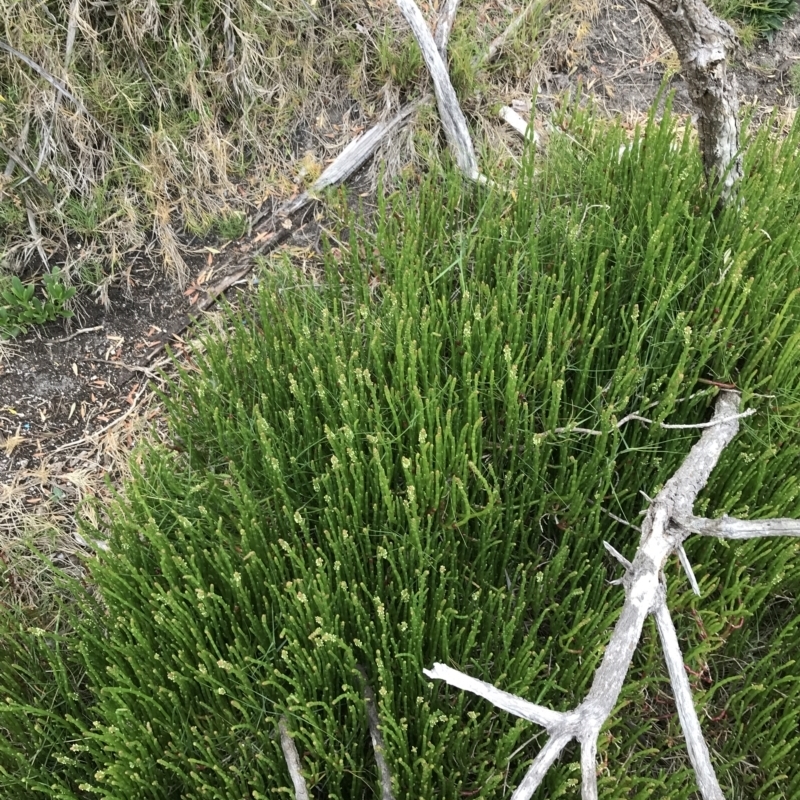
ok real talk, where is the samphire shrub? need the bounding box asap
[1,102,799,799]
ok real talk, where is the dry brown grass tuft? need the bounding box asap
[1,0,612,288]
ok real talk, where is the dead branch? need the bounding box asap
[543,404,754,439]
[426,391,800,800]
[357,666,395,800]
[640,0,742,204]
[396,0,481,181]
[50,382,149,454]
[278,716,311,800]
[674,515,800,539]
[434,0,461,59]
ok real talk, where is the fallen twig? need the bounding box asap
[548,406,755,438]
[81,357,162,379]
[44,325,104,344]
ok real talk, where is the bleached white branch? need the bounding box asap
[600,507,641,532]
[278,716,310,800]
[434,0,461,58]
[359,669,395,800]
[674,515,800,539]
[426,391,782,799]
[499,106,540,145]
[659,409,755,429]
[424,663,564,728]
[653,594,723,799]
[511,733,573,800]
[396,0,481,181]
[306,101,423,199]
[580,736,598,800]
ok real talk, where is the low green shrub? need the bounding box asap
[0,267,75,338]
[2,103,800,799]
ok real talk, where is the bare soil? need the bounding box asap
[559,0,800,120]
[2,0,800,609]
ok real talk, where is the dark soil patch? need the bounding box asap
[0,197,328,527]
[0,253,200,501]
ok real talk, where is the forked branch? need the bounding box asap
[426,391,798,799]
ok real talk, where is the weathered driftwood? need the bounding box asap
[426,391,799,800]
[675,515,800,539]
[433,0,461,59]
[641,0,742,204]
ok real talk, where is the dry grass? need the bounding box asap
[1,0,604,284]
